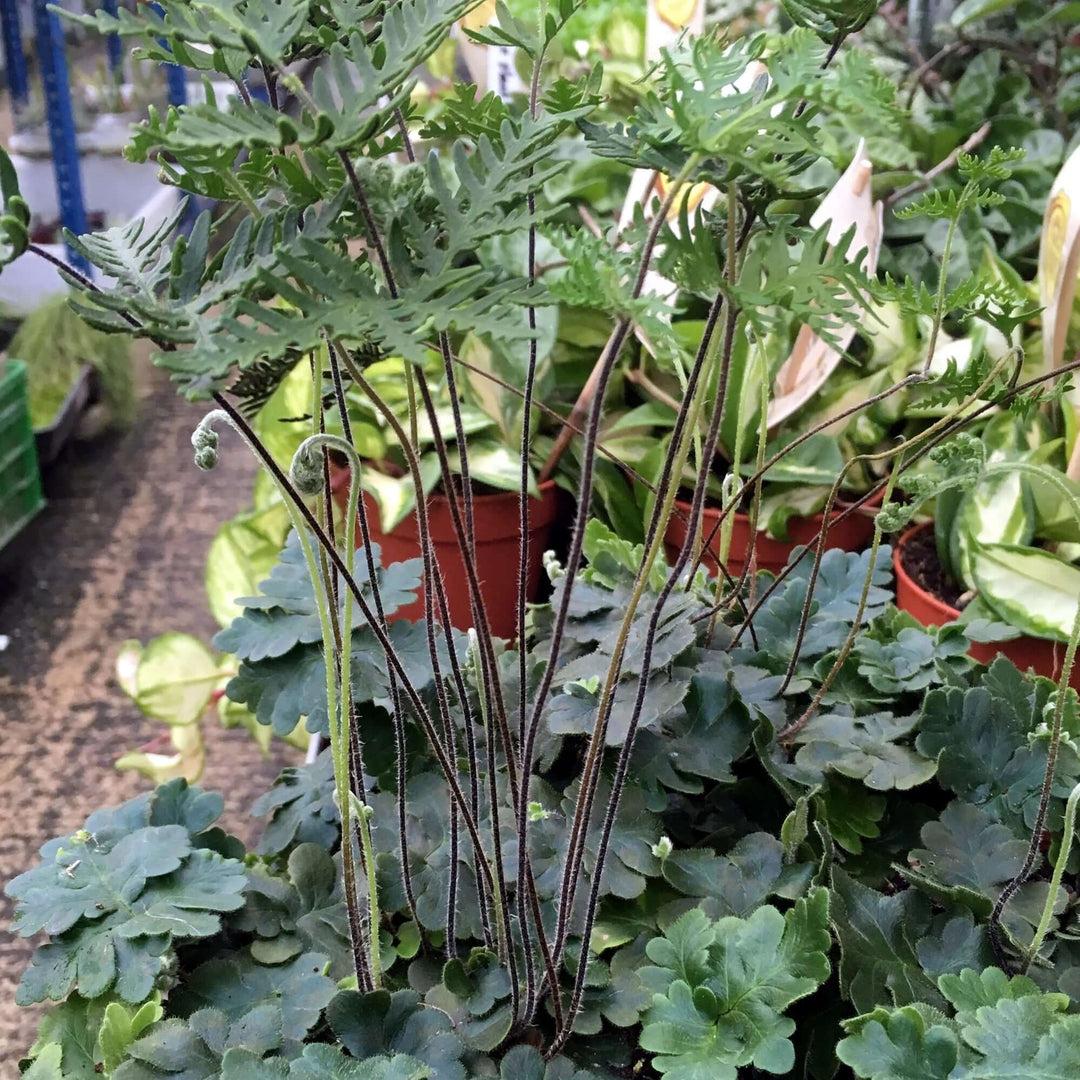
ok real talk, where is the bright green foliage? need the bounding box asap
[638,889,831,1079]
[904,801,1027,915]
[111,1006,285,1079]
[916,661,1080,834]
[251,751,340,856]
[214,531,420,662]
[0,143,30,266]
[168,951,336,1042]
[837,967,1080,1078]
[781,0,880,37]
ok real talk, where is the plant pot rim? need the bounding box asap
[675,487,884,524]
[330,461,557,505]
[894,520,961,622]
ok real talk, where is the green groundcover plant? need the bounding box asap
[10,1,1080,1078]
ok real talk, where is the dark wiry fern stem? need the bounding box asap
[520,152,701,766]
[689,372,925,581]
[549,298,741,1057]
[209,392,496,898]
[416,372,521,1024]
[433,330,517,774]
[424,347,522,812]
[342,350,491,946]
[450,345,677,503]
[339,151,399,300]
[547,289,727,976]
[515,37,545,1001]
[551,192,752,975]
[335,351,476,952]
[776,352,1020,744]
[393,106,416,163]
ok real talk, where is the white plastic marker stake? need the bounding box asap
[1038,144,1080,479]
[646,0,705,63]
[767,139,884,430]
[457,0,523,100]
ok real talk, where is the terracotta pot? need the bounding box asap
[665,493,881,578]
[894,521,1075,685]
[332,467,560,639]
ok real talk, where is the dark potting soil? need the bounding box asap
[899,525,966,610]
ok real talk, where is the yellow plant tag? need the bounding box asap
[646,0,703,61]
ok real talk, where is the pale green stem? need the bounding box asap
[221,168,262,217]
[922,212,957,375]
[1026,780,1080,971]
[291,432,382,987]
[192,411,368,986]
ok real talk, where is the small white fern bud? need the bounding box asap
[290,442,325,496]
[191,421,219,471]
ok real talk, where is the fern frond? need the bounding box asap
[733,223,874,347]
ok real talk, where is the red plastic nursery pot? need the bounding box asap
[331,466,560,639]
[665,493,882,578]
[894,521,1078,687]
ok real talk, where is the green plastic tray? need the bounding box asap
[0,360,45,553]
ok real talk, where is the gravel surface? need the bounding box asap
[0,363,297,1068]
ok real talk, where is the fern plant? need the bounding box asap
[9,1,1080,1078]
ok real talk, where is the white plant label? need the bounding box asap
[768,139,884,430]
[1039,143,1080,476]
[487,42,524,100]
[458,1,522,101]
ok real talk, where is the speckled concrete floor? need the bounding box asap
[0,363,297,1066]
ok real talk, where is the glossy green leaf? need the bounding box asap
[639,888,831,1079]
[973,544,1080,642]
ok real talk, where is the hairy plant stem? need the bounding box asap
[326,346,439,951]
[991,604,1080,967]
[192,411,370,989]
[536,152,702,483]
[470,627,517,1008]
[417,372,522,1025]
[550,284,743,1057]
[707,371,770,647]
[552,285,732,979]
[517,19,549,1019]
[690,373,925,580]
[550,185,755,982]
[695,186,740,571]
[450,348,675,504]
[208,392,496,898]
[340,354,483,952]
[985,464,1080,969]
[431,334,517,795]
[1025,780,1080,973]
[714,353,1080,643]
[307,433,383,987]
[775,351,1018,739]
[334,135,511,957]
[510,162,701,996]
